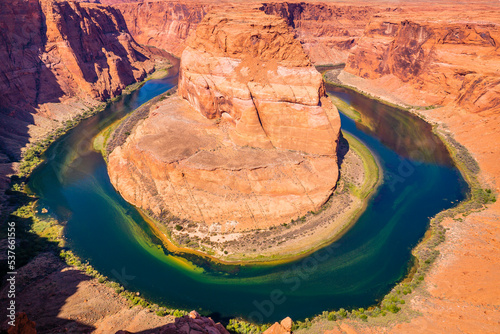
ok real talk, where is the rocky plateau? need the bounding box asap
[344,7,500,113]
[107,9,341,232]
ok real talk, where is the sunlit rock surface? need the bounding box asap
[108,9,341,231]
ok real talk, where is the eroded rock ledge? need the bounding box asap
[108,9,341,239]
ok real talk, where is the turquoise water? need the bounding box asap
[28,75,468,323]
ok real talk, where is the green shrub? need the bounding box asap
[385,304,400,313]
[173,310,186,317]
[227,319,262,334]
[156,309,166,317]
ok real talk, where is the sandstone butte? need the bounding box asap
[107,9,341,232]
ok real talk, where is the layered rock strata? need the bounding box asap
[108,9,340,231]
[114,1,381,64]
[259,2,377,65]
[114,1,211,56]
[345,11,500,113]
[0,0,168,208]
[178,10,340,155]
[0,0,163,118]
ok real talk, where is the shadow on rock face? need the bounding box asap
[0,253,96,333]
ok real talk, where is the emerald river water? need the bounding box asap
[28,73,468,323]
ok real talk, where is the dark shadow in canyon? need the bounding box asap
[0,267,97,334]
[0,0,65,197]
[0,59,65,212]
[60,2,149,100]
[0,192,96,333]
[336,132,350,169]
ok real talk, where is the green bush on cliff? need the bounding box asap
[226,319,264,334]
[327,312,337,321]
[475,188,496,205]
[156,309,167,317]
[292,318,312,330]
[337,308,348,319]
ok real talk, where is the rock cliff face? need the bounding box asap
[0,0,168,179]
[108,9,340,232]
[114,1,380,64]
[0,0,161,115]
[179,10,339,154]
[0,0,167,195]
[259,2,377,65]
[345,12,500,113]
[114,1,210,56]
[0,0,164,131]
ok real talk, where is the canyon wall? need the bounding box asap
[345,11,500,113]
[114,1,380,64]
[259,2,377,64]
[108,9,341,232]
[0,0,162,116]
[0,0,167,173]
[114,1,210,56]
[0,0,168,208]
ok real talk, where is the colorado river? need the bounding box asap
[28,72,468,323]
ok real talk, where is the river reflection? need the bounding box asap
[326,84,453,166]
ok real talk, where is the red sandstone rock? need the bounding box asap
[113,1,380,65]
[260,2,377,65]
[263,317,293,334]
[156,314,230,334]
[7,313,36,334]
[114,1,211,56]
[0,0,170,211]
[179,9,340,155]
[0,0,161,114]
[108,9,340,231]
[114,312,229,334]
[345,10,500,113]
[108,96,339,231]
[189,310,200,319]
[0,0,168,166]
[280,317,292,331]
